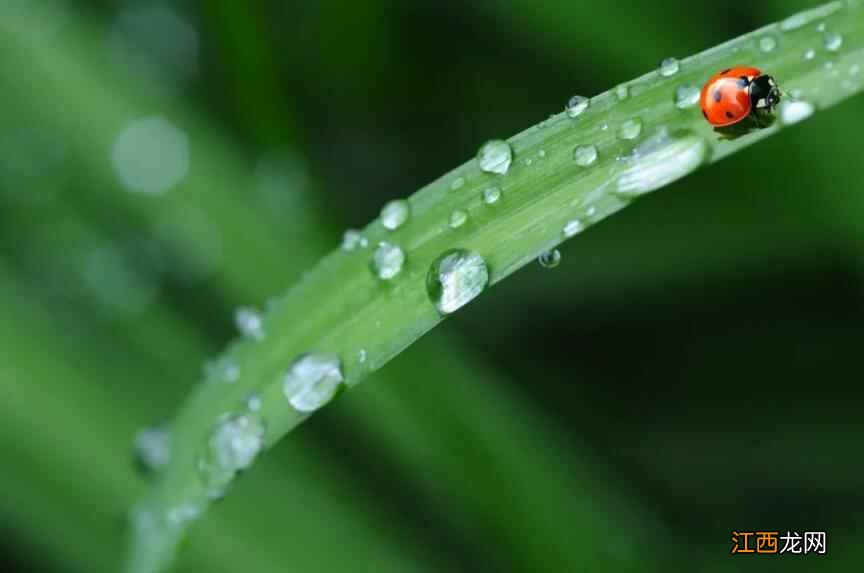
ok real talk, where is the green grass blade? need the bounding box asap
[109,2,864,570]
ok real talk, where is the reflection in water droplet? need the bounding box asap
[759,36,777,52]
[563,220,584,238]
[371,242,405,280]
[234,306,265,341]
[449,209,468,229]
[565,95,590,118]
[380,199,410,231]
[616,133,709,197]
[427,249,489,315]
[674,85,701,109]
[659,57,680,77]
[112,115,189,195]
[341,229,368,251]
[538,249,562,269]
[780,100,815,125]
[483,187,502,204]
[824,31,843,52]
[573,145,598,167]
[198,412,265,499]
[283,354,344,413]
[618,118,643,140]
[477,139,513,175]
[134,426,171,474]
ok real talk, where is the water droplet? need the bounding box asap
[246,393,262,412]
[781,13,808,31]
[618,118,643,140]
[283,354,344,413]
[586,205,597,218]
[426,249,489,315]
[573,145,598,167]
[358,349,367,364]
[538,249,562,269]
[817,22,827,32]
[380,199,410,231]
[198,412,265,498]
[371,242,405,280]
[790,88,804,100]
[523,157,534,167]
[616,132,709,197]
[112,115,189,195]
[803,48,816,60]
[616,85,629,100]
[563,220,584,238]
[205,356,240,383]
[477,139,513,175]
[659,57,679,77]
[565,95,590,118]
[674,84,701,109]
[850,64,861,76]
[450,177,465,191]
[341,229,368,251]
[483,187,502,204]
[234,306,265,341]
[600,123,609,131]
[824,31,843,51]
[449,209,468,229]
[134,426,171,474]
[759,36,777,52]
[167,504,202,526]
[538,149,547,159]
[780,100,815,125]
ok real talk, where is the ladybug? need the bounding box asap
[699,66,781,127]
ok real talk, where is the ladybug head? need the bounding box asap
[750,74,781,111]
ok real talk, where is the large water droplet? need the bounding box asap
[134,426,171,474]
[483,187,502,204]
[449,209,468,229]
[759,36,778,52]
[659,57,680,77]
[198,412,265,498]
[616,133,709,197]
[283,354,344,413]
[538,249,562,269]
[618,118,643,140]
[674,85,701,109]
[573,145,598,167]
[824,31,843,52]
[341,229,368,251]
[380,199,410,231]
[565,95,590,118]
[426,249,489,315]
[780,100,815,125]
[234,306,264,341]
[563,219,584,238]
[371,242,405,280]
[477,139,513,175]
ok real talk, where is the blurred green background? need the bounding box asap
[1,0,863,571]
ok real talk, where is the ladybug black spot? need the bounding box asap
[713,90,722,102]
[725,111,735,119]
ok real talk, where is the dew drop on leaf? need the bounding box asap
[283,354,344,413]
[427,249,489,315]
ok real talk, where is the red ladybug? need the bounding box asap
[699,66,781,127]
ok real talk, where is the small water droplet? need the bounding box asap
[790,88,804,99]
[538,249,562,269]
[234,306,265,341]
[781,13,808,31]
[674,84,700,109]
[618,118,643,140]
[565,95,590,118]
[483,187,502,204]
[205,356,240,383]
[616,132,709,197]
[246,393,262,412]
[341,229,368,251]
[449,209,468,229]
[563,220,584,238]
[380,199,410,231]
[850,64,861,76]
[780,100,815,125]
[616,85,629,100]
[283,354,344,413]
[573,145,598,167]
[523,157,533,167]
[586,206,597,218]
[134,426,171,474]
[371,242,405,280]
[817,22,827,32]
[824,31,843,52]
[426,249,489,315]
[358,349,367,364]
[659,57,680,77]
[450,177,465,191]
[477,139,513,175]
[167,504,202,526]
[803,48,816,61]
[759,36,778,52]
[600,123,609,131]
[198,412,265,498]
[538,149,547,159]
